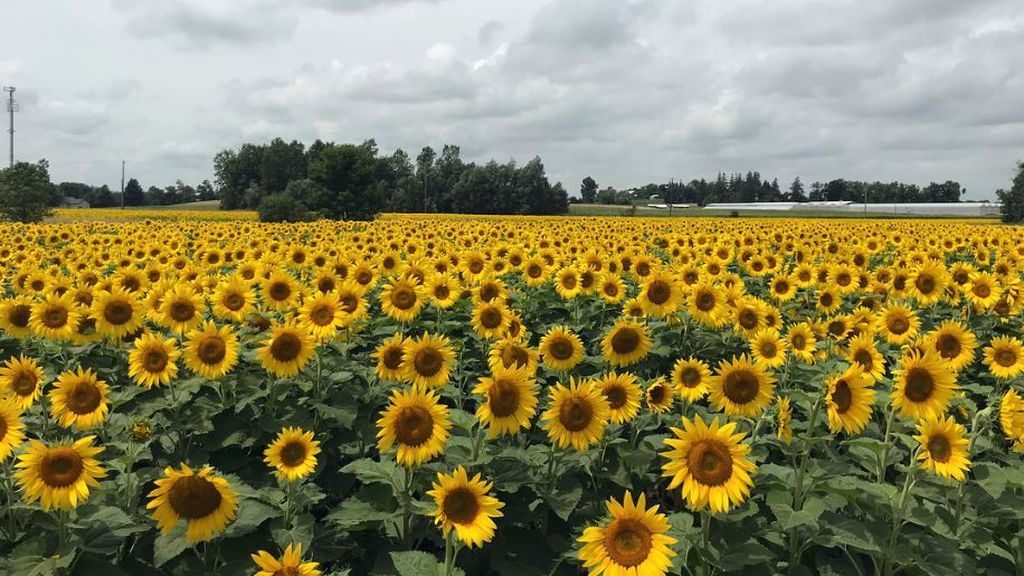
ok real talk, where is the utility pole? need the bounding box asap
[120,160,125,208]
[3,86,15,168]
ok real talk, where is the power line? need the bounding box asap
[3,86,15,168]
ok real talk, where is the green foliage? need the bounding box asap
[997,161,1024,223]
[0,160,54,222]
[122,178,145,207]
[257,192,310,223]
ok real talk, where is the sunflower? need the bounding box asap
[487,338,539,375]
[646,377,675,413]
[373,333,407,382]
[639,270,682,317]
[768,275,798,302]
[786,323,817,364]
[380,278,426,323]
[336,280,369,324]
[49,367,110,430]
[0,355,45,409]
[257,322,316,378]
[147,464,239,542]
[522,256,549,287]
[542,377,610,451]
[261,272,300,311]
[426,466,505,549]
[596,372,642,424]
[554,266,583,300]
[910,260,948,305]
[964,271,1002,309]
[15,436,106,510]
[128,332,180,388]
[90,288,143,339]
[577,491,677,576]
[252,543,321,576]
[471,301,510,339]
[749,329,787,369]
[999,389,1024,453]
[264,426,321,481]
[926,321,977,372]
[426,274,461,309]
[671,357,711,402]
[539,325,585,372]
[0,398,26,461]
[401,332,456,388]
[687,282,728,328]
[847,333,885,382]
[983,336,1024,379]
[708,355,776,418]
[377,387,451,467]
[211,276,255,321]
[299,292,347,340]
[29,293,79,340]
[732,298,765,337]
[876,303,920,345]
[0,296,34,338]
[473,368,537,438]
[891,351,957,421]
[815,287,842,315]
[914,415,970,482]
[776,396,793,444]
[598,274,626,304]
[183,321,240,379]
[158,284,204,334]
[825,365,875,435]
[601,319,651,367]
[661,414,757,514]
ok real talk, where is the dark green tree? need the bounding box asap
[196,180,217,201]
[580,176,598,203]
[258,192,309,222]
[307,142,384,221]
[0,160,54,222]
[123,178,145,206]
[788,177,807,201]
[997,162,1024,223]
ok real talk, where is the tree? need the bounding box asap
[196,180,217,201]
[307,142,384,221]
[144,186,165,206]
[123,178,145,206]
[997,162,1024,223]
[88,185,117,208]
[0,161,54,222]
[580,177,598,203]
[258,192,309,222]
[788,177,807,202]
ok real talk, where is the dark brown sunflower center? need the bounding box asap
[487,378,520,417]
[819,293,834,307]
[197,336,227,364]
[680,367,701,388]
[395,406,434,447]
[269,282,292,302]
[527,264,543,278]
[500,345,529,369]
[853,349,874,371]
[915,274,936,295]
[223,293,245,311]
[144,348,169,373]
[610,328,641,355]
[468,260,484,274]
[442,487,480,525]
[340,295,358,314]
[995,348,1017,367]
[310,305,335,326]
[831,380,853,413]
[480,307,503,329]
[904,367,934,403]
[646,280,671,306]
[888,315,909,334]
[893,276,907,290]
[434,285,450,300]
[738,309,758,330]
[791,334,807,350]
[936,334,961,359]
[317,277,336,294]
[40,448,85,488]
[828,321,846,337]
[927,434,952,463]
[67,381,102,414]
[560,275,577,290]
[103,300,133,325]
[390,287,417,310]
[271,333,303,362]
[603,283,619,297]
[169,300,195,322]
[687,439,734,486]
[280,441,307,467]
[168,474,223,520]
[604,518,653,568]
[42,306,69,328]
[413,347,444,378]
[774,280,790,294]
[603,384,627,409]
[382,346,404,371]
[12,370,37,395]
[648,384,667,405]
[836,273,851,286]
[558,397,594,432]
[759,341,778,358]
[548,337,575,361]
[973,283,991,298]
[723,369,760,404]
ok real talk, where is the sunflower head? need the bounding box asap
[376,387,452,467]
[541,377,610,452]
[914,415,970,482]
[146,464,239,542]
[15,436,106,510]
[661,414,757,514]
[708,355,776,418]
[426,466,505,549]
[577,491,677,574]
[264,426,321,481]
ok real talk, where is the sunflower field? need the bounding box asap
[1,214,1023,576]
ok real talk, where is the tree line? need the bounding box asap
[579,172,967,206]
[214,138,569,221]
[57,178,217,208]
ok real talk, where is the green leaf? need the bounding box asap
[326,497,399,529]
[973,462,1007,499]
[715,541,773,571]
[78,505,149,555]
[343,458,401,488]
[543,476,583,521]
[823,516,883,553]
[153,524,192,568]
[224,497,279,538]
[389,550,442,576]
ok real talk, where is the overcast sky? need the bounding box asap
[1,0,1022,199]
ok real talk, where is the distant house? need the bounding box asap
[60,197,91,208]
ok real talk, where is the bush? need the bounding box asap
[997,161,1024,223]
[0,161,54,223]
[257,192,309,222]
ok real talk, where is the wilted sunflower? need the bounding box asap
[377,387,451,467]
[708,355,776,418]
[776,396,793,444]
[0,296,34,338]
[539,325,585,372]
[646,377,675,413]
[0,355,45,409]
[471,301,511,340]
[261,272,300,311]
[28,293,79,340]
[596,371,642,424]
[639,270,682,317]
[147,464,239,542]
[749,329,787,369]
[601,319,651,367]
[914,415,970,482]
[891,350,957,421]
[671,357,711,402]
[15,436,106,510]
[264,426,321,481]
[90,287,143,339]
[0,397,26,461]
[847,333,885,382]
[379,278,426,323]
[373,333,407,382]
[252,543,321,576]
[542,377,610,452]
[158,284,204,334]
[999,389,1024,453]
[128,332,180,388]
[983,336,1024,379]
[825,365,875,435]
[926,321,977,372]
[184,320,240,379]
[299,292,347,340]
[661,414,757,515]
[49,367,110,430]
[426,466,505,549]
[399,332,455,388]
[577,491,677,576]
[786,323,818,364]
[473,368,537,438]
[487,338,539,375]
[257,322,316,378]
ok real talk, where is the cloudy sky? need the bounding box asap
[1,0,1022,199]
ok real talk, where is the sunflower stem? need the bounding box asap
[875,404,898,484]
[402,466,414,549]
[881,447,920,576]
[2,459,17,540]
[954,407,990,532]
[699,510,712,576]
[789,390,824,566]
[443,530,456,575]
